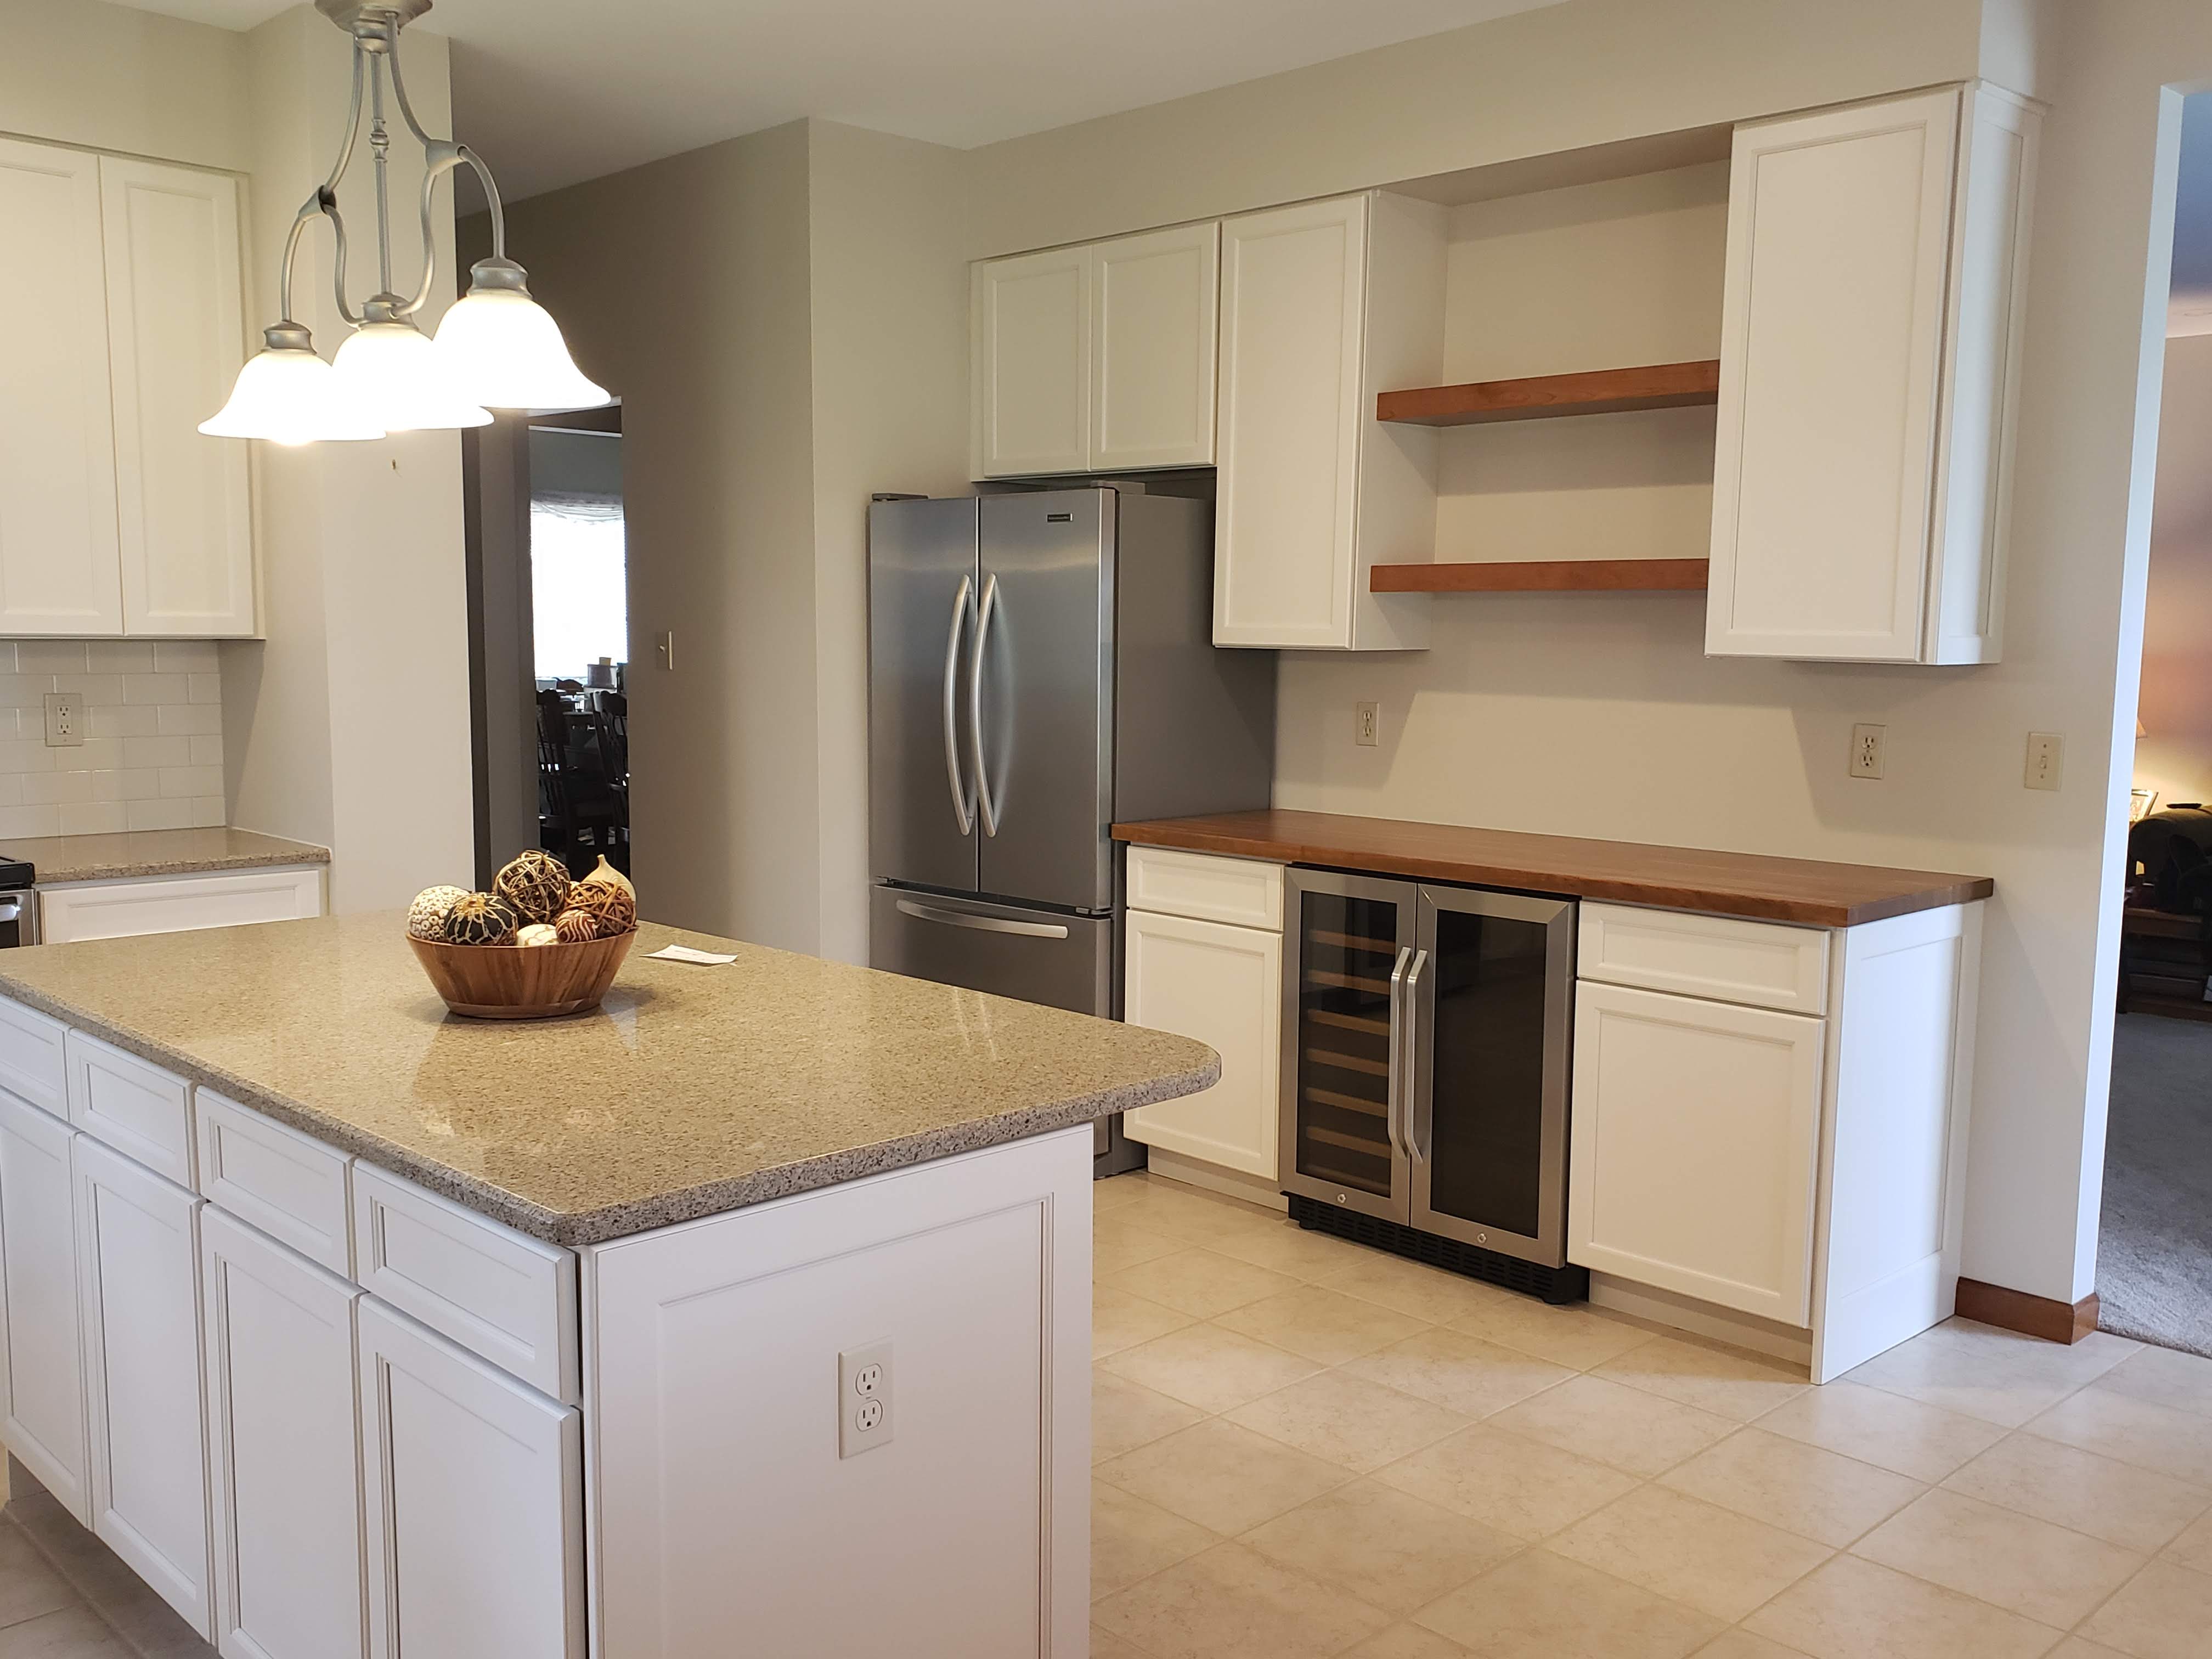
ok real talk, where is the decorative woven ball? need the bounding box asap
[566,879,636,936]
[577,853,635,904]
[443,891,521,946]
[406,884,470,942]
[552,909,600,944]
[493,850,572,924]
[516,922,558,948]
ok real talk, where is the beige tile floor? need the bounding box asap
[1090,1171,2212,1659]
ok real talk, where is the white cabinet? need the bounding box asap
[1124,907,1282,1180]
[357,1296,584,1659]
[1214,191,1444,651]
[100,157,253,638]
[201,1207,364,1659]
[972,223,1220,478]
[1568,980,1824,1325]
[0,1092,89,1523]
[0,138,123,636]
[0,138,250,640]
[75,1133,212,1638]
[1706,84,2039,663]
[38,865,326,945]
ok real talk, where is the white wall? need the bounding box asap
[0,0,249,172]
[2133,334,2212,806]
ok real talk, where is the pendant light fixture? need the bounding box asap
[202,0,607,445]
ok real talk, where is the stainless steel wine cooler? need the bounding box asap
[1278,868,1585,1301]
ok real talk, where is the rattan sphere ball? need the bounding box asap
[566,879,636,936]
[516,922,558,948]
[406,884,470,941]
[443,891,521,946]
[552,909,599,944]
[493,849,572,924]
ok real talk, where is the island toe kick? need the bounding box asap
[0,986,1099,1658]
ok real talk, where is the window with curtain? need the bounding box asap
[529,490,628,682]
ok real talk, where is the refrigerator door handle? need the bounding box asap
[942,573,976,836]
[1403,947,1430,1163]
[892,898,1070,939]
[969,571,1002,837]
[1385,945,1413,1164]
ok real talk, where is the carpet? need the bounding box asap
[2099,1012,2212,1357]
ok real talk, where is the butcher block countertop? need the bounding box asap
[1113,810,1993,928]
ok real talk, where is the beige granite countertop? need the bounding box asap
[12,827,331,885]
[0,913,1216,1245]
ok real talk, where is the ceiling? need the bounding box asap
[109,0,1568,201]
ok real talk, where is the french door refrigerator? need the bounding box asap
[868,487,1274,1173]
[1280,868,1587,1301]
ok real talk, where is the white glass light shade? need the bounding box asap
[331,320,491,432]
[435,287,610,411]
[200,342,385,444]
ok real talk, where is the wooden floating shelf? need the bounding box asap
[1370,559,1711,594]
[1375,359,1722,426]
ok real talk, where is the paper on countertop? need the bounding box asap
[645,944,738,966]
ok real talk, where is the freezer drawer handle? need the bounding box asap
[1384,946,1413,1164]
[894,898,1068,939]
[1402,948,1429,1161]
[969,572,1002,837]
[943,573,977,836]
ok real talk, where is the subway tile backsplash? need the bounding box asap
[0,641,224,840]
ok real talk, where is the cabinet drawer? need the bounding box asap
[38,865,325,945]
[1125,846,1284,930]
[196,1091,352,1277]
[1578,902,1829,1015]
[0,997,68,1120]
[351,1163,578,1404]
[66,1030,193,1185]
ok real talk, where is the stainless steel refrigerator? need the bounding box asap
[868,486,1274,1175]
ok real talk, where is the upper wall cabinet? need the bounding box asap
[970,223,1220,478]
[1706,84,2039,664]
[1214,193,1444,652]
[0,139,251,640]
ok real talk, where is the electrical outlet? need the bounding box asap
[42,692,83,749]
[1848,723,1884,780]
[837,1341,894,1458]
[1355,701,1379,747]
[2025,731,2063,791]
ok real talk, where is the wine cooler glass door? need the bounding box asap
[1410,887,1575,1266]
[1280,870,1416,1223]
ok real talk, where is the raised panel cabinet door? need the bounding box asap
[75,1135,212,1638]
[1090,222,1219,470]
[1567,981,1823,1325]
[1122,909,1282,1178]
[1215,195,1368,648]
[972,246,1091,479]
[201,1207,365,1659]
[357,1297,583,1659]
[1706,88,1962,662]
[99,156,253,637]
[0,138,123,636]
[0,1094,89,1525]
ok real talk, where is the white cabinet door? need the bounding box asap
[1090,223,1218,471]
[75,1135,212,1638]
[38,866,326,946]
[1568,981,1824,1325]
[0,138,123,636]
[972,246,1091,479]
[100,156,253,637]
[357,1297,583,1659]
[1707,85,2037,663]
[201,1207,365,1659]
[1122,909,1282,1179]
[0,1094,89,1524]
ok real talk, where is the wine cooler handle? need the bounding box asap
[1385,946,1413,1164]
[1402,948,1430,1162]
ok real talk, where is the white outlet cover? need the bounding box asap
[838,1340,895,1458]
[1848,723,1884,780]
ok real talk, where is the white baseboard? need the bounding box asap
[1142,1150,1288,1212]
[1590,1272,1813,1372]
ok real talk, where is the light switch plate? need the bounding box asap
[838,1340,894,1458]
[2025,732,2063,791]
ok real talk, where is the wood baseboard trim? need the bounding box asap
[1955,1277,2100,1344]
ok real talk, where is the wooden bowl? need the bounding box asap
[408,929,636,1019]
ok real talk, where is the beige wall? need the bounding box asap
[0,0,250,172]
[2132,334,2212,807]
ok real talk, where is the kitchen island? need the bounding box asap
[0,915,1215,1659]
